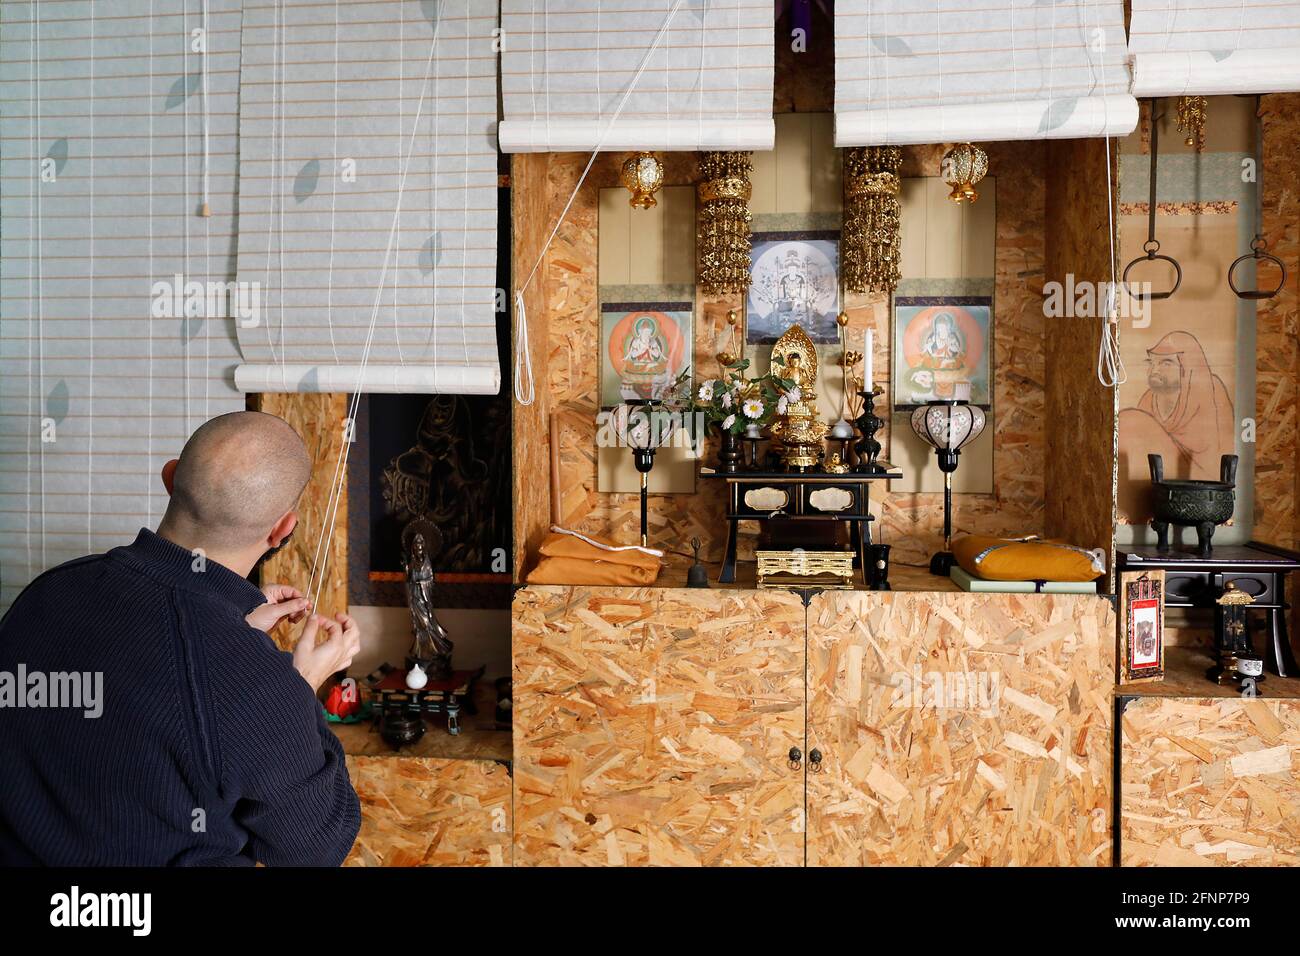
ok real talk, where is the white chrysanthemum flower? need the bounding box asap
[722,414,736,430]
[787,386,802,403]
[777,397,788,415]
[742,398,764,419]
[697,381,715,402]
[721,391,733,408]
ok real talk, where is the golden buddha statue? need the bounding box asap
[767,324,829,469]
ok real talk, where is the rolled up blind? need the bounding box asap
[233,0,500,395]
[498,0,775,152]
[0,0,246,607]
[834,0,1137,146]
[1129,0,1300,96]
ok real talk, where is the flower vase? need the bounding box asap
[716,425,743,474]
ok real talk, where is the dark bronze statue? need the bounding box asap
[404,527,453,681]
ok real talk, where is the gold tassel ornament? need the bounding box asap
[1176,95,1208,152]
[696,151,754,296]
[841,146,902,295]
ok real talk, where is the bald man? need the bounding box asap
[0,411,361,866]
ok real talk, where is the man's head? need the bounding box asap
[1146,351,1182,391]
[159,411,311,558]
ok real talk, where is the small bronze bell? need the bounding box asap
[687,537,710,588]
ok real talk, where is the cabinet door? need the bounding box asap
[1120,696,1300,866]
[513,586,806,866]
[806,591,1114,866]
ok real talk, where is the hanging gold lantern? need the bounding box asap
[621,151,665,209]
[941,143,989,204]
[696,151,754,296]
[841,146,902,295]
[1176,95,1208,151]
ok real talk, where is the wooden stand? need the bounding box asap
[701,466,901,585]
[1117,541,1300,677]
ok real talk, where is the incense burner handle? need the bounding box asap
[1148,453,1165,483]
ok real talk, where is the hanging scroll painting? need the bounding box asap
[892,296,992,410]
[599,302,693,409]
[746,231,841,344]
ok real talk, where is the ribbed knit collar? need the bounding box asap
[112,528,266,615]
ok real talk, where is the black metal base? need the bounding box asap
[929,551,956,576]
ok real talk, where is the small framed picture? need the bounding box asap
[1119,570,1165,684]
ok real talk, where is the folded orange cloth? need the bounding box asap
[537,527,663,570]
[524,555,660,586]
[951,534,1105,582]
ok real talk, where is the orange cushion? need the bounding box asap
[952,535,1105,582]
[524,555,660,586]
[538,528,663,570]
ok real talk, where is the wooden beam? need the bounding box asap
[253,392,349,650]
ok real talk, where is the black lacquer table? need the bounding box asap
[1117,540,1300,677]
[701,465,902,585]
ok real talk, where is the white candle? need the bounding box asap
[865,328,874,391]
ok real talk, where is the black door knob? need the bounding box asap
[809,748,823,773]
[787,746,802,770]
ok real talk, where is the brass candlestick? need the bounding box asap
[853,386,886,473]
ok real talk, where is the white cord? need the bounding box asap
[513,0,690,406]
[459,0,471,368]
[88,0,95,551]
[325,0,340,363]
[261,0,282,365]
[201,0,211,211]
[35,0,45,568]
[1097,131,1126,388]
[183,3,191,432]
[308,14,446,610]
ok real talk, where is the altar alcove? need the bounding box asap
[509,22,1121,594]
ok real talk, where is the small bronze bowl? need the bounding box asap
[379,711,426,750]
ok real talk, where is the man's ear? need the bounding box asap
[161,459,179,495]
[268,511,299,549]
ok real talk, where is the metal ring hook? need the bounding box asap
[1228,239,1287,300]
[1122,251,1183,301]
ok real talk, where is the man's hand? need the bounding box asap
[246,584,312,633]
[291,613,362,693]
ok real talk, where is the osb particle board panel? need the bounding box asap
[806,591,1115,867]
[512,585,806,866]
[254,392,348,649]
[1043,137,1119,589]
[1255,94,1300,552]
[512,153,555,581]
[1120,697,1300,867]
[343,755,512,867]
[536,149,736,574]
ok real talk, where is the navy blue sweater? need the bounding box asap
[0,529,360,866]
